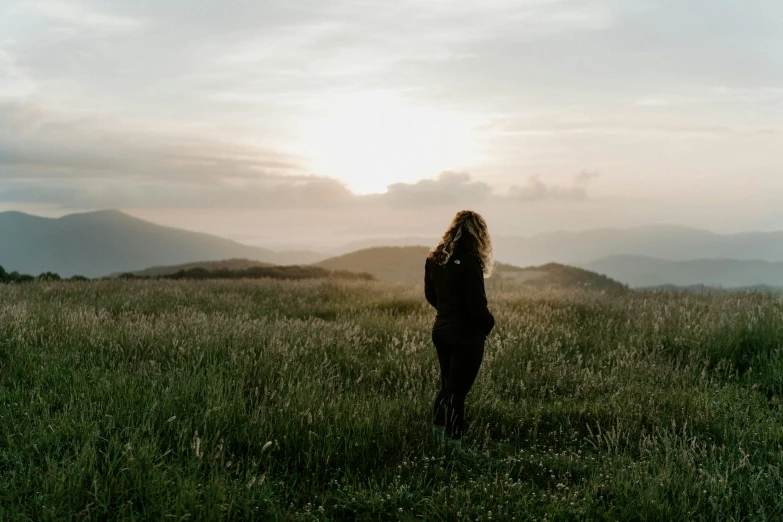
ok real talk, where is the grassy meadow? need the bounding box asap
[1,278,783,520]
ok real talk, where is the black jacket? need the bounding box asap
[424,246,495,337]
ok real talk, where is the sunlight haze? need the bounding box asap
[1,0,781,246]
[297,91,479,194]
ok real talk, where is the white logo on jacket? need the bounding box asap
[454,259,461,265]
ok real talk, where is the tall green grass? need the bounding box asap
[1,280,782,520]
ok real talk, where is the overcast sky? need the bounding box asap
[1,0,782,248]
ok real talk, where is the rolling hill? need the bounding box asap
[582,255,783,288]
[315,246,625,289]
[0,210,325,278]
[496,262,626,289]
[317,246,432,284]
[119,258,276,278]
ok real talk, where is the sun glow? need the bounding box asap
[298,92,477,194]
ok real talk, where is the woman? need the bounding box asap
[425,210,495,449]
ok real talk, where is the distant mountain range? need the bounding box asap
[493,226,783,266]
[0,210,325,278]
[336,225,783,266]
[581,255,783,289]
[3,209,783,288]
[331,227,783,289]
[330,237,436,255]
[347,226,783,267]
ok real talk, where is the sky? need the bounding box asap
[1,0,782,249]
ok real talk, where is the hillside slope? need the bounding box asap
[120,258,276,278]
[316,246,625,289]
[0,210,325,278]
[497,262,626,290]
[316,246,431,284]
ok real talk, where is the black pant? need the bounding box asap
[431,326,485,440]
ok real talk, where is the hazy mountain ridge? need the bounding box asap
[496,226,783,266]
[5,209,783,287]
[330,237,437,255]
[351,226,783,267]
[0,210,325,278]
[582,255,783,288]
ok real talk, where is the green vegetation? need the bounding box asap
[0,265,39,284]
[36,271,62,282]
[161,265,373,282]
[117,265,374,282]
[122,258,277,278]
[1,279,782,520]
[496,262,626,290]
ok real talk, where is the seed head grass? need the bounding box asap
[1,279,782,520]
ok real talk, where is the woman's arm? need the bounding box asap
[463,256,495,336]
[424,260,438,308]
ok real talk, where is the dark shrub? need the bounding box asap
[9,272,35,283]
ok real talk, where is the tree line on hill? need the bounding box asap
[0,264,374,283]
[0,265,87,283]
[120,265,375,281]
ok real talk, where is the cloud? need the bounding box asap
[634,86,783,108]
[0,101,360,209]
[2,0,779,235]
[507,171,598,201]
[0,100,605,213]
[28,0,629,112]
[381,171,492,208]
[575,170,599,185]
[0,50,36,101]
[0,173,354,210]
[0,101,301,178]
[0,101,486,212]
[31,0,142,32]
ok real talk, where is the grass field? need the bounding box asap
[1,279,782,520]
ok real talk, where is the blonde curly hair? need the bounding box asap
[428,210,493,277]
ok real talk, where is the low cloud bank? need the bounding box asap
[0,101,600,213]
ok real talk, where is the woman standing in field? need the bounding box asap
[425,210,495,449]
